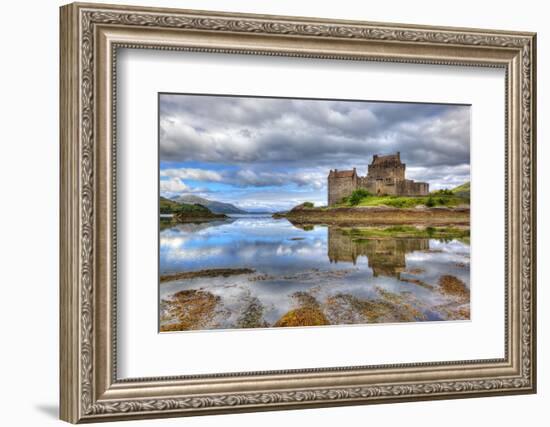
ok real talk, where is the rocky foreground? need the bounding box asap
[159,267,471,332]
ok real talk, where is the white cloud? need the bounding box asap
[160,167,327,191]
[160,95,470,171]
[160,178,207,198]
[161,168,223,182]
[407,164,470,190]
[230,169,326,190]
[160,177,190,194]
[159,95,471,208]
[292,171,326,190]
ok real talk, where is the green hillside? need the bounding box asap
[160,196,182,214]
[332,181,471,209]
[173,195,247,214]
[451,182,470,198]
[160,196,212,215]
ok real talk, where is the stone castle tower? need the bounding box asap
[327,152,429,205]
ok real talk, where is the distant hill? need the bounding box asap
[172,195,247,214]
[451,182,470,198]
[159,196,228,221]
[160,196,183,214]
[161,196,208,214]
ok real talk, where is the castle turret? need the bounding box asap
[367,152,405,181]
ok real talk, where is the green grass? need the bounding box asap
[348,189,372,205]
[173,203,211,214]
[451,182,470,198]
[338,194,468,208]
[335,183,470,208]
[341,225,470,239]
[160,196,213,215]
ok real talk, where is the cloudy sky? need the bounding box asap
[159,94,470,212]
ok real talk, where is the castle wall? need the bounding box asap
[328,175,357,205]
[367,163,405,180]
[329,176,429,204]
[395,179,429,196]
[327,154,429,205]
[358,177,400,196]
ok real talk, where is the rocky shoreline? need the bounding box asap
[171,211,228,223]
[160,268,255,283]
[273,206,470,226]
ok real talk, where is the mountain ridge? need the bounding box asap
[172,195,247,214]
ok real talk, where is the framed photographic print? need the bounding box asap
[157,94,471,333]
[60,2,537,423]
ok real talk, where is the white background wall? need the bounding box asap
[0,0,546,426]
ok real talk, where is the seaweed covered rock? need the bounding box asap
[438,275,470,301]
[274,306,329,327]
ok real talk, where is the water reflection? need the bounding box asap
[327,227,429,278]
[159,215,470,331]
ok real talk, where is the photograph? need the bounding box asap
[158,94,471,332]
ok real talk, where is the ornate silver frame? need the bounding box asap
[60,2,537,423]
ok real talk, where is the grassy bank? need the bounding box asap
[336,188,469,209]
[341,225,470,240]
[273,183,470,226]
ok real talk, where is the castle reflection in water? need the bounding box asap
[327,227,429,279]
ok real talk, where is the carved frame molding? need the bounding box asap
[60,2,536,423]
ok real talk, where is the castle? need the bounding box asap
[327,152,429,206]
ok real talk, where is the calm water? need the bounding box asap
[159,214,470,331]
